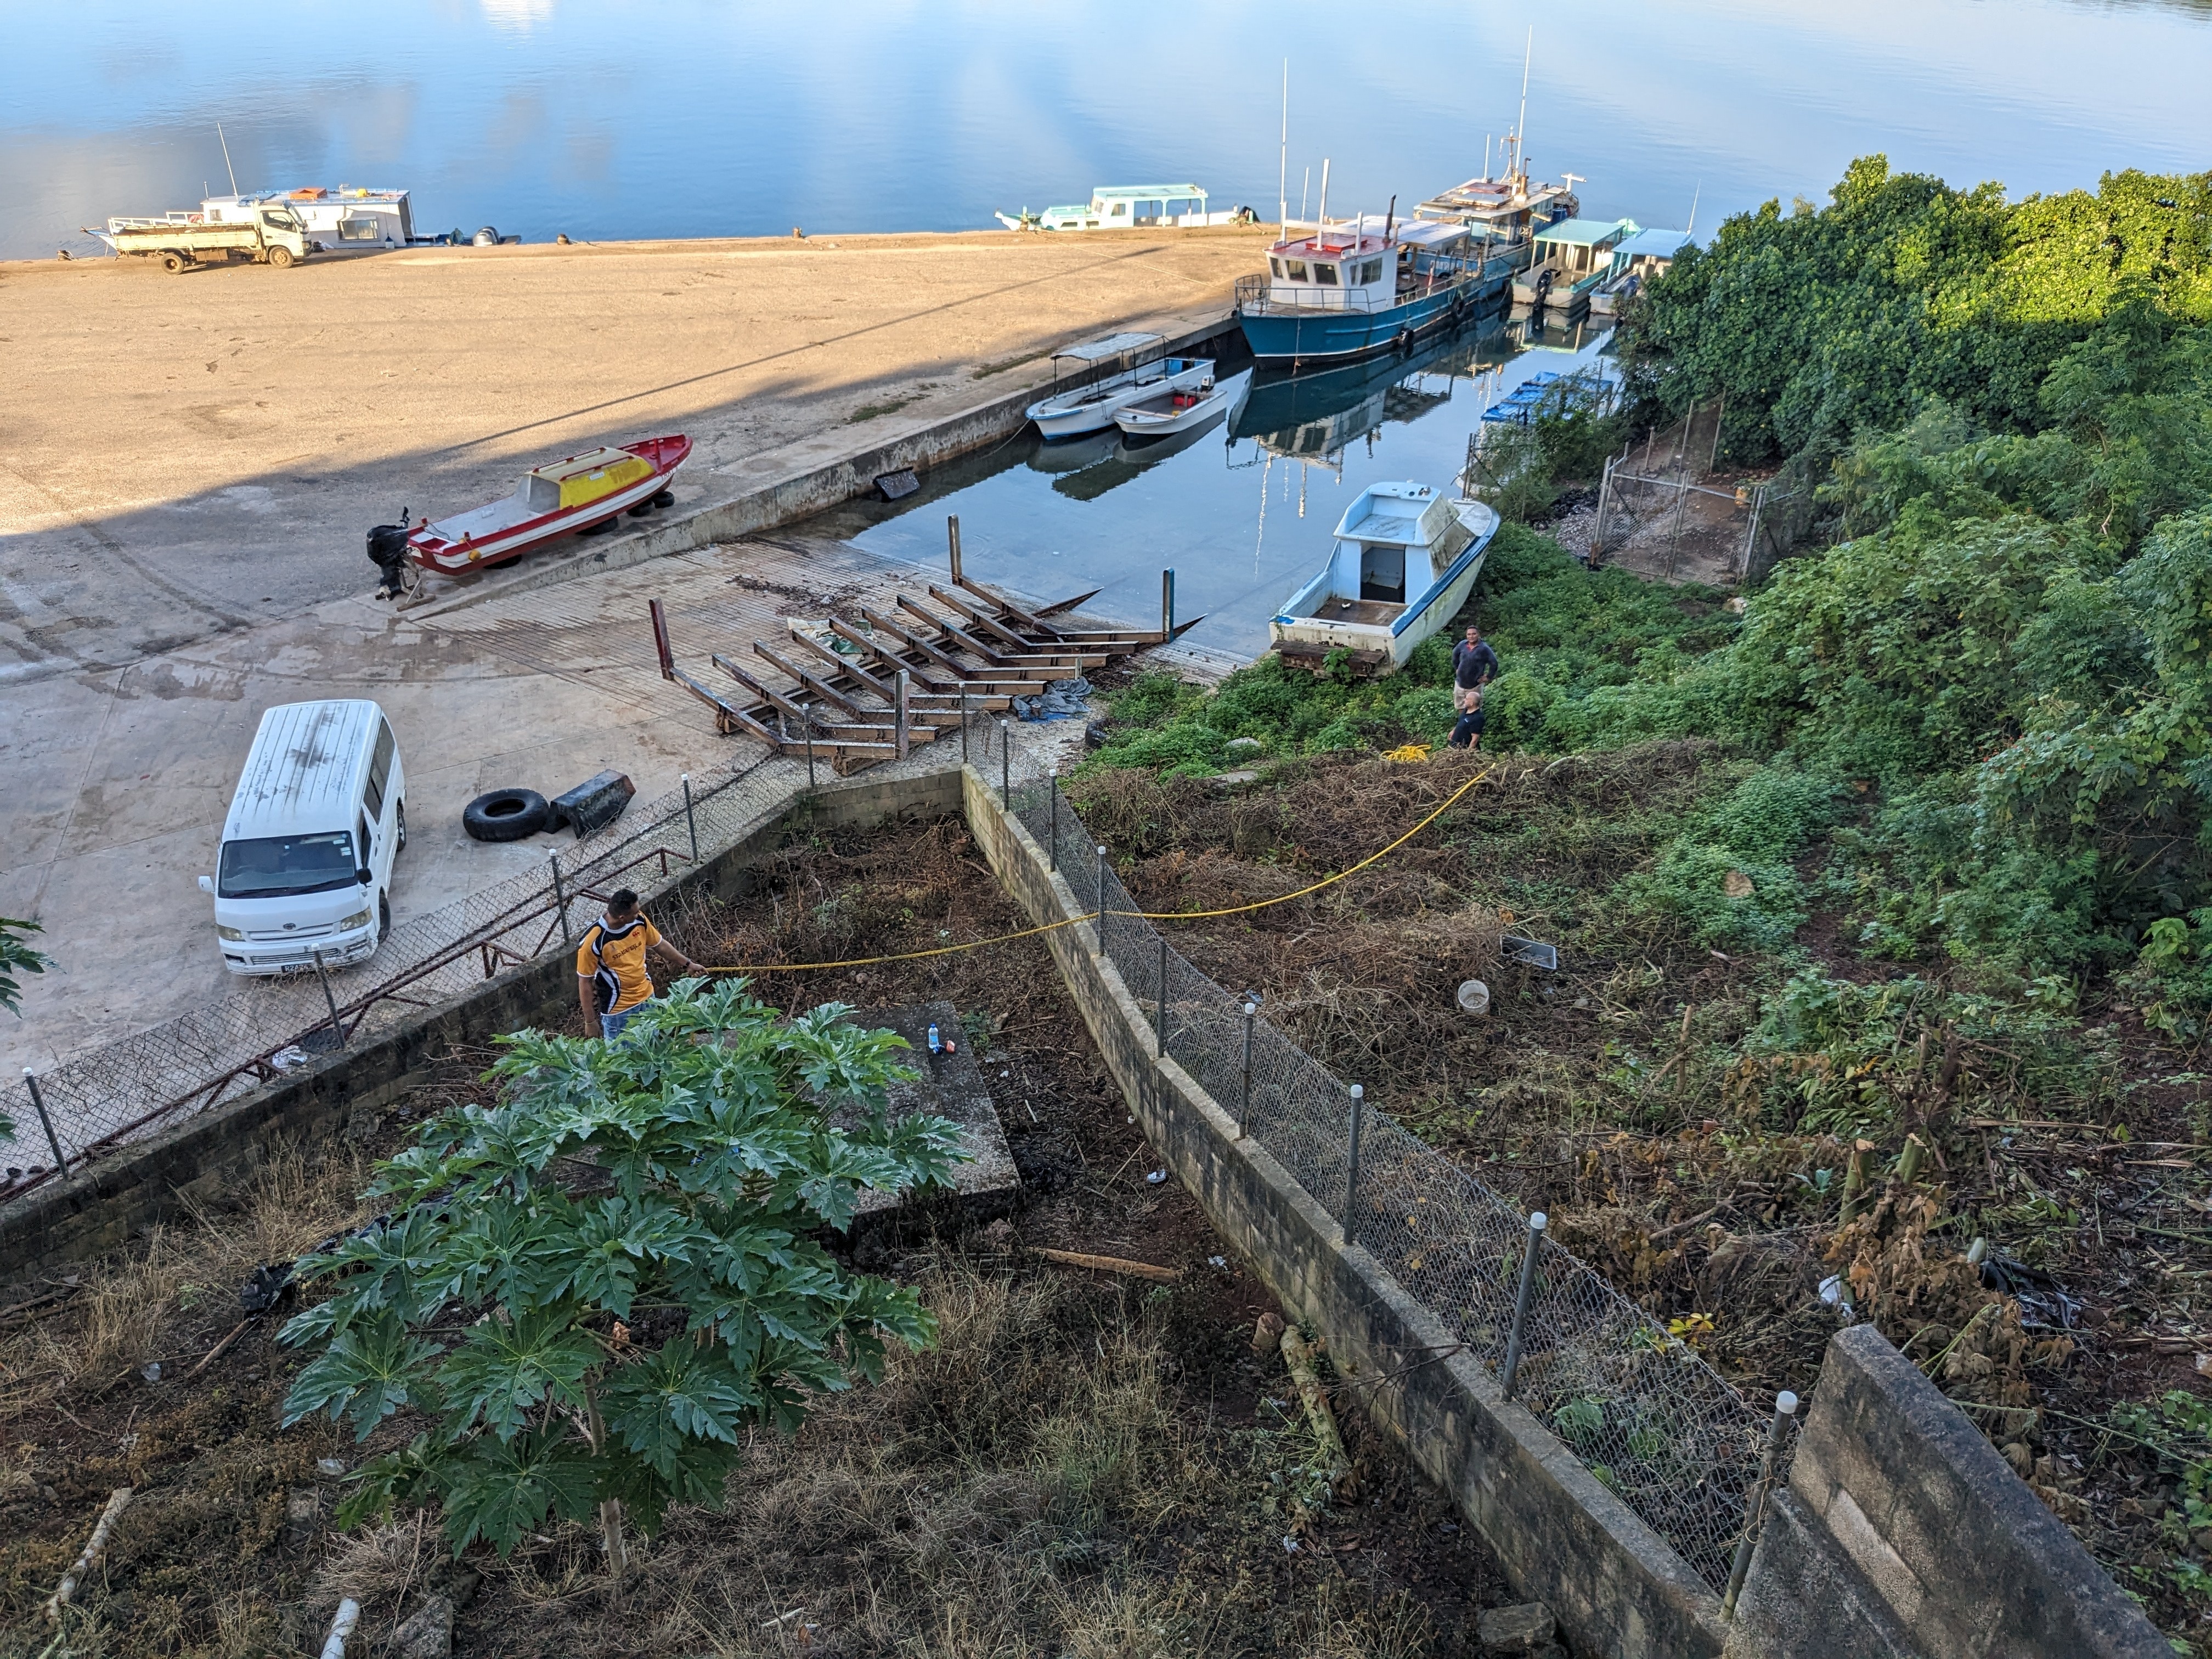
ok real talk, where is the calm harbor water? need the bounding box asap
[5,0,2207,261]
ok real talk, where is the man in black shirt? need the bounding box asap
[1449,627,1500,749]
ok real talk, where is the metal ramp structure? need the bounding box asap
[654,518,1201,774]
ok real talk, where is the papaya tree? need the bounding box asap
[279,979,964,1572]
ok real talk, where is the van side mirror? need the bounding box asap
[198,874,215,894]
[357,868,373,885]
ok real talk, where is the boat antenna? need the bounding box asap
[1278,59,1289,233]
[1316,158,1330,247]
[1515,28,1532,184]
[1300,166,1310,224]
[216,122,238,195]
[1686,179,1701,237]
[1484,134,1492,181]
[1384,193,1396,246]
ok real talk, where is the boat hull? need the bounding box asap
[1030,359,1211,438]
[1237,274,1507,365]
[1113,368,1253,437]
[1269,503,1498,672]
[407,435,691,575]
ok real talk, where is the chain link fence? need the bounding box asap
[1006,773,1786,1594]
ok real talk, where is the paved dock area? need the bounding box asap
[1,228,1261,1072]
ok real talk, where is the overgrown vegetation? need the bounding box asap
[1080,157,2212,1645]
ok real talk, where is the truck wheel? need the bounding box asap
[161,252,185,273]
[267,245,297,269]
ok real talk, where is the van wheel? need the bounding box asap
[267,245,297,269]
[464,788,551,841]
[379,893,391,939]
[396,801,407,851]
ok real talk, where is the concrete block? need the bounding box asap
[838,1002,1018,1222]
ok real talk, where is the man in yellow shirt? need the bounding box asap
[574,888,702,1040]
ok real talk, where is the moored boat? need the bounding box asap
[405,436,691,575]
[1511,217,1636,317]
[996,184,1248,233]
[1113,367,1253,438]
[1269,480,1499,672]
[1026,332,1216,438]
[1589,227,1693,314]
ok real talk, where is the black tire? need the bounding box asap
[378,893,391,939]
[395,800,407,851]
[651,489,676,509]
[161,252,185,273]
[628,501,652,517]
[463,788,550,842]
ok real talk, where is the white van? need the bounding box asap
[199,700,407,976]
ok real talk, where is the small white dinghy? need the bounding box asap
[1113,366,1253,439]
[1270,480,1499,673]
[1028,334,1216,438]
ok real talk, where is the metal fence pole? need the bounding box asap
[1238,1001,1256,1138]
[802,706,818,788]
[681,772,698,865]
[895,672,911,761]
[1500,1210,1548,1398]
[1342,1084,1365,1242]
[1155,934,1170,1056]
[1724,1391,1799,1618]
[549,850,572,946]
[960,686,969,761]
[310,949,347,1048]
[1049,784,1060,872]
[21,1068,69,1177]
[1095,844,1108,951]
[999,718,1011,808]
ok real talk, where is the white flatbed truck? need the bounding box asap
[89,204,314,272]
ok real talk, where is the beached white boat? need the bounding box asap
[1270,481,1499,672]
[996,184,1246,233]
[1027,332,1215,438]
[1112,368,1252,438]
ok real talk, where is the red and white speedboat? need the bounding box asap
[406,435,691,574]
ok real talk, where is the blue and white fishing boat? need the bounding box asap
[1269,481,1499,673]
[1511,217,1636,317]
[1590,227,1694,315]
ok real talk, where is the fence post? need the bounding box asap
[960,686,969,762]
[1155,934,1170,1056]
[549,850,572,946]
[1341,1084,1365,1242]
[801,704,818,788]
[680,772,698,865]
[1500,1210,1548,1398]
[1094,845,1108,951]
[999,718,1011,808]
[1238,1001,1256,1138]
[21,1069,69,1177]
[1742,484,1766,584]
[1049,784,1060,872]
[1592,452,1613,565]
[895,672,911,761]
[310,949,347,1048]
[1724,1391,1800,1618]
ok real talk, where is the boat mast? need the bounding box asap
[1278,60,1289,232]
[1317,158,1331,248]
[216,122,239,196]
[1515,29,1532,188]
[1686,179,1701,237]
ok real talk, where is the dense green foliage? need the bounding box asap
[281,983,962,1557]
[0,915,48,1020]
[1621,156,2211,461]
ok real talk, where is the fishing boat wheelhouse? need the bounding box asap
[1235,217,1493,365]
[1511,217,1637,317]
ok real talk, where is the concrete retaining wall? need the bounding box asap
[0,765,963,1289]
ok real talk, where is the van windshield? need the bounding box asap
[219,831,357,899]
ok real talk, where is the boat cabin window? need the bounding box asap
[1284,259,1307,281]
[1359,259,1384,284]
[1358,544,1406,603]
[523,475,560,513]
[338,216,381,241]
[1110,202,1127,216]
[1270,258,1284,278]
[1313,263,1339,286]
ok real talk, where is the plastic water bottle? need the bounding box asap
[927,1022,942,1055]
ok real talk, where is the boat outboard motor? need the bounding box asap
[367,508,411,600]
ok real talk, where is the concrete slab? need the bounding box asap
[839,1002,1018,1222]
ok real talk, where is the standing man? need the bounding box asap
[1450,626,1500,750]
[575,887,703,1040]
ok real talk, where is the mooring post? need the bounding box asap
[1342,1084,1365,1242]
[22,1068,69,1177]
[947,515,963,585]
[310,949,346,1048]
[548,850,572,946]
[1500,1211,1549,1398]
[1095,844,1109,952]
[1724,1391,1800,1618]
[1160,568,1176,637]
[1238,1002,1257,1138]
[680,772,698,865]
[895,672,911,761]
[999,718,1011,808]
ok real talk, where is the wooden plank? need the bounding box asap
[1033,586,1103,618]
[894,596,1107,670]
